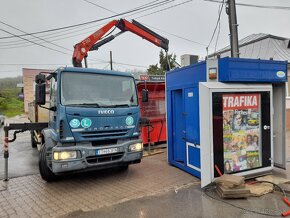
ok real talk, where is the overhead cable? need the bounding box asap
[134,0,193,19]
[83,0,205,47]
[206,0,225,56]
[0,28,71,56]
[0,20,72,52]
[0,0,174,40]
[204,0,290,10]
[0,0,176,48]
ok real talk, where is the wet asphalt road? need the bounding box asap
[63,184,287,218]
[0,120,39,180]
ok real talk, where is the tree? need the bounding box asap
[147,64,163,75]
[147,50,177,75]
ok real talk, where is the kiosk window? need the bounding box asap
[212,92,271,177]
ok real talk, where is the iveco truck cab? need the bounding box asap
[35,67,143,181]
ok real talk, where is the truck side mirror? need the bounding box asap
[35,83,46,105]
[142,89,148,102]
[35,74,47,105]
[35,74,46,83]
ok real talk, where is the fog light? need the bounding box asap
[53,151,77,160]
[129,143,143,151]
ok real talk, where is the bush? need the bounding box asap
[0,88,23,117]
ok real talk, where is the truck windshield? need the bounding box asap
[61,72,138,107]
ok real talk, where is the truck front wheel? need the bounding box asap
[30,131,37,148]
[39,143,57,182]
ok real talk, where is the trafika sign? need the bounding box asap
[223,93,259,110]
[140,75,149,81]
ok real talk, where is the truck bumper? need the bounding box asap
[51,139,143,174]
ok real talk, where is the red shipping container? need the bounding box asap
[137,82,166,145]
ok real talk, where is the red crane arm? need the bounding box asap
[72,19,169,67]
[117,19,168,51]
[72,20,118,67]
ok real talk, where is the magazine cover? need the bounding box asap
[222,93,262,173]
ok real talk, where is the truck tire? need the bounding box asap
[39,143,57,182]
[31,131,37,148]
[119,165,129,171]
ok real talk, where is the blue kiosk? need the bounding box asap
[166,57,288,187]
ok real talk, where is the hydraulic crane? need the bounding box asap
[72,18,169,67]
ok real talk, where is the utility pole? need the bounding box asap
[110,51,113,70]
[226,0,239,58]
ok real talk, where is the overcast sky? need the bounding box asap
[0,0,290,78]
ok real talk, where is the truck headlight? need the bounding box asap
[53,151,77,160]
[129,143,143,151]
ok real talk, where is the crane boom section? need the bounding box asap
[72,19,169,67]
[72,20,118,67]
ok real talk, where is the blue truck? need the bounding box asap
[4,67,143,182]
[2,18,168,182]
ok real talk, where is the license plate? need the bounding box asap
[96,148,118,155]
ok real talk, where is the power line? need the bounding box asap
[0,0,176,49]
[113,62,148,68]
[214,0,224,53]
[0,23,106,48]
[82,0,117,14]
[204,0,290,10]
[102,63,110,70]
[89,59,148,68]
[81,0,206,67]
[130,0,162,11]
[206,0,225,56]
[82,0,206,48]
[134,0,193,19]
[0,0,198,71]
[0,20,72,52]
[126,0,176,18]
[0,0,197,52]
[0,23,105,49]
[0,28,71,56]
[145,23,208,47]
[0,0,174,40]
[0,23,93,45]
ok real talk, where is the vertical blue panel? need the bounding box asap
[166,89,174,164]
[172,90,186,162]
[184,87,199,144]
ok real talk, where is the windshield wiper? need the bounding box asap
[66,103,100,108]
[103,104,131,108]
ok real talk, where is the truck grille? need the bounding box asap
[59,120,64,139]
[81,129,128,139]
[86,152,124,164]
[91,139,118,147]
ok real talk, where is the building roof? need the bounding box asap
[210,33,290,61]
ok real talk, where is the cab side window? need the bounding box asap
[50,77,57,108]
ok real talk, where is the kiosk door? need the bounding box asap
[212,92,271,177]
[172,90,186,163]
[199,83,274,187]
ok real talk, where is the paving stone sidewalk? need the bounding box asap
[0,152,199,218]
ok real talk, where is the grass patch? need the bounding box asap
[0,88,24,117]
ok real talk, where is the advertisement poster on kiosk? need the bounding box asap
[223,93,262,174]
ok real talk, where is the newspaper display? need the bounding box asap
[223,93,261,174]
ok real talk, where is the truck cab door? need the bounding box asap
[49,77,57,128]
